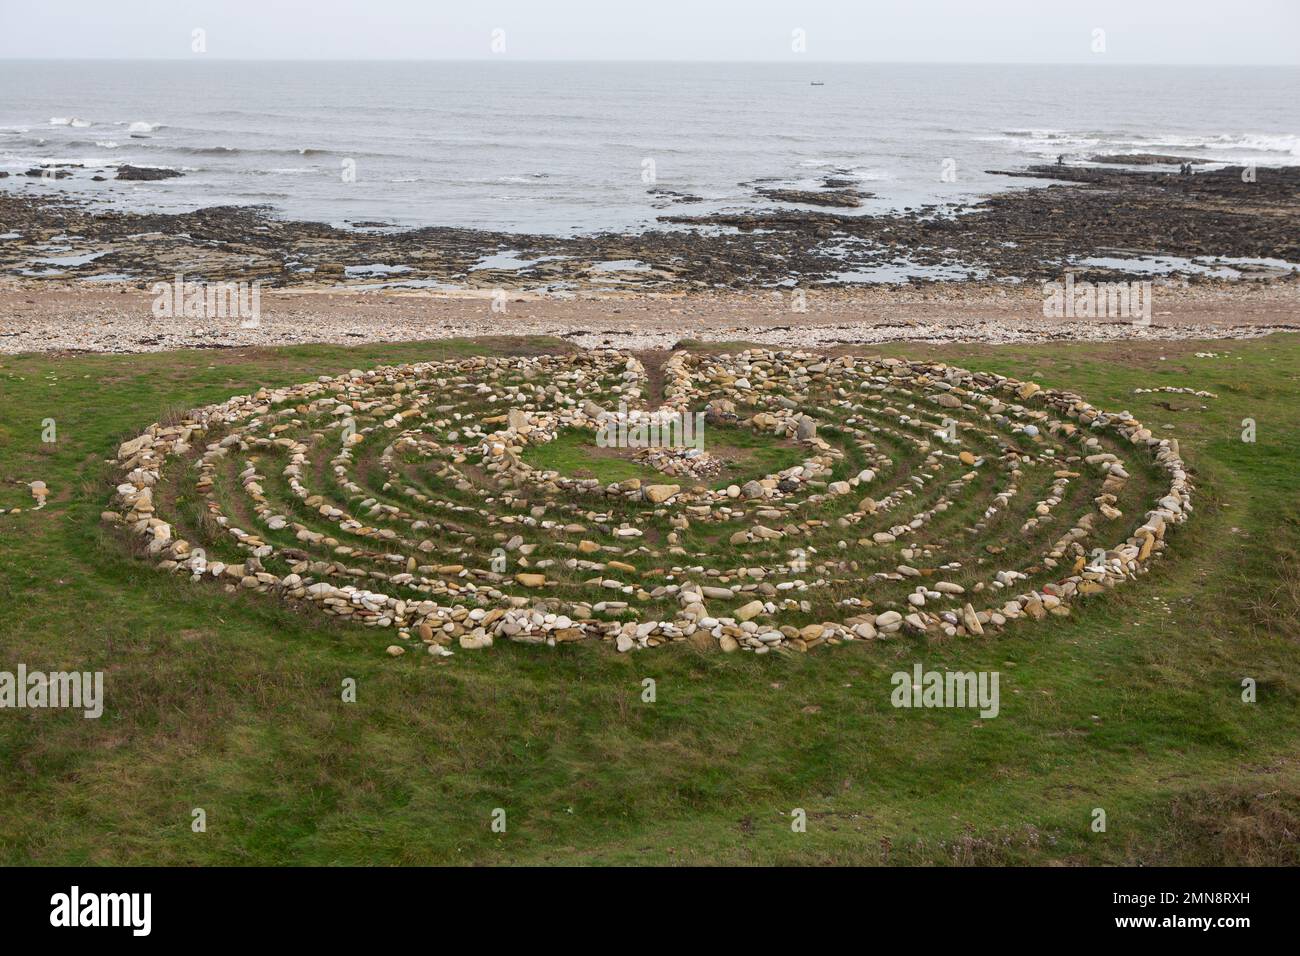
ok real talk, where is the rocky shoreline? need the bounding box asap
[1,161,1297,296]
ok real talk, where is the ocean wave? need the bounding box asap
[1142,133,1300,156]
[123,121,163,133]
[1000,128,1078,139]
[795,160,890,181]
[1,153,121,168]
[976,130,1103,153]
[49,117,92,128]
[169,145,244,155]
[61,138,117,149]
[156,144,335,158]
[982,128,1300,162]
[115,162,189,172]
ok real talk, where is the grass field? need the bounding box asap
[1,333,1297,866]
[521,423,807,489]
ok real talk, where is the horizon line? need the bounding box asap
[1,56,1297,68]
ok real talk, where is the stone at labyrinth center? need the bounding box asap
[106,349,1191,655]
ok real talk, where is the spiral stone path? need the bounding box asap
[107,349,1192,655]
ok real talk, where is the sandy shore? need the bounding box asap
[2,279,1297,355]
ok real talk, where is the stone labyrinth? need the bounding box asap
[109,349,1191,655]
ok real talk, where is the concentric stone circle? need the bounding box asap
[108,348,1192,655]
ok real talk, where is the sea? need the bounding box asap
[1,60,1296,235]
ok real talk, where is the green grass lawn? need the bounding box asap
[1,333,1297,866]
[520,422,807,488]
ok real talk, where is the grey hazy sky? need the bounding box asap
[3,0,1297,65]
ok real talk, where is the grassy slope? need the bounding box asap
[0,333,1297,866]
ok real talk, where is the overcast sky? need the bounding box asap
[3,0,1297,65]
